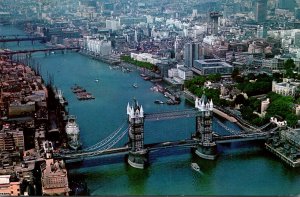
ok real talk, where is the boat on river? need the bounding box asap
[65,115,82,150]
[154,100,164,104]
[132,83,138,88]
[191,163,200,172]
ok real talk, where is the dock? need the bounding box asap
[265,143,300,167]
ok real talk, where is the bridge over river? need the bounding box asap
[53,95,279,169]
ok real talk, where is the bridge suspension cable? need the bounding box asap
[63,128,128,158]
[88,128,128,156]
[82,121,127,151]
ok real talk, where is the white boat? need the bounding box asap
[191,163,200,172]
[154,100,164,104]
[132,83,138,88]
[65,115,81,150]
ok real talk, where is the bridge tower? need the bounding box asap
[193,94,217,160]
[126,100,148,169]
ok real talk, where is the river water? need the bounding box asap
[1,26,300,196]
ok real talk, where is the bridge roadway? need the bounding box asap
[0,47,80,56]
[54,147,131,159]
[56,130,272,161]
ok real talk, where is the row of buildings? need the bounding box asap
[0,56,70,196]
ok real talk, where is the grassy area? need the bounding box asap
[120,55,158,71]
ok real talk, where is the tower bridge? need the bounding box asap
[54,95,277,169]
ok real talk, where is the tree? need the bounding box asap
[286,114,298,127]
[207,73,221,82]
[284,59,296,70]
[234,94,246,105]
[232,68,240,80]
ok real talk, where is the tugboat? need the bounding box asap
[65,115,82,150]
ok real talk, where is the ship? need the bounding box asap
[65,115,81,150]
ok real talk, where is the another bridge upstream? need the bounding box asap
[0,47,80,56]
[0,34,46,45]
[53,97,278,169]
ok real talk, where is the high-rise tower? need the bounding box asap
[255,0,267,24]
[209,12,222,35]
[184,42,200,67]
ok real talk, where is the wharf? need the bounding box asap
[79,50,120,65]
[265,143,300,167]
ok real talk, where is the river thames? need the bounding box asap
[1,26,300,196]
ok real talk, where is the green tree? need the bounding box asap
[207,73,222,82]
[234,94,246,105]
[231,68,240,80]
[286,113,298,127]
[284,59,296,70]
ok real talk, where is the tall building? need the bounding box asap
[295,8,300,20]
[184,42,200,67]
[295,32,300,48]
[255,0,267,23]
[208,12,222,35]
[278,0,296,10]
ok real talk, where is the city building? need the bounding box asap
[0,175,21,196]
[0,126,24,151]
[84,36,112,56]
[178,66,193,81]
[295,32,300,48]
[130,53,161,65]
[167,64,193,84]
[261,98,270,117]
[278,0,296,11]
[41,159,70,196]
[255,0,267,23]
[106,19,120,31]
[272,79,299,97]
[193,59,233,75]
[184,42,201,67]
[208,12,222,35]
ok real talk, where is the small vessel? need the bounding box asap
[65,115,81,150]
[95,79,99,83]
[191,163,200,172]
[132,83,138,88]
[154,100,164,104]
